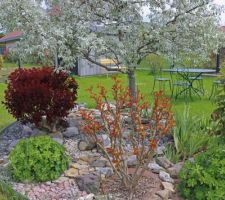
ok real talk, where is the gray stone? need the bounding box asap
[75,173,101,194]
[86,194,95,200]
[78,140,96,151]
[94,195,114,200]
[161,182,175,193]
[66,117,80,127]
[22,125,33,134]
[148,162,164,173]
[95,167,113,177]
[53,176,69,183]
[159,171,174,183]
[65,168,79,177]
[156,157,173,169]
[71,163,89,170]
[167,162,183,178]
[150,194,163,200]
[156,189,171,200]
[52,137,64,145]
[127,155,138,167]
[157,146,165,155]
[8,140,20,151]
[91,159,107,168]
[63,127,79,138]
[97,134,110,148]
[122,131,130,139]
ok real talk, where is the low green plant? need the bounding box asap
[179,146,225,200]
[9,136,70,182]
[0,181,28,200]
[164,109,210,162]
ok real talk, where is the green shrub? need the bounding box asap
[179,146,225,200]
[9,136,70,182]
[0,181,28,200]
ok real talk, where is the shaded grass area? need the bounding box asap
[0,69,217,132]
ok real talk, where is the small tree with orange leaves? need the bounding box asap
[80,77,175,199]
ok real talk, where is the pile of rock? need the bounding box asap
[148,156,184,200]
[0,106,183,200]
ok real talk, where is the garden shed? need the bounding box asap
[0,31,23,54]
[0,31,117,76]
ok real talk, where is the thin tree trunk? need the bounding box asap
[216,50,220,73]
[54,52,59,68]
[128,70,136,98]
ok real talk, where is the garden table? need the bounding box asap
[162,68,216,98]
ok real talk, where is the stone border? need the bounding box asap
[0,121,17,135]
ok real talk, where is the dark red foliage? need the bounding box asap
[3,67,78,127]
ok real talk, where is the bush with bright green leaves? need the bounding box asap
[9,136,70,182]
[179,146,225,200]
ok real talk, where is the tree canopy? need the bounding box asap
[0,0,224,95]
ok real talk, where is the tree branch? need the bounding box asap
[166,2,207,25]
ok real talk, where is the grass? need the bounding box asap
[0,83,14,132]
[0,62,218,132]
[3,62,40,68]
[75,71,216,116]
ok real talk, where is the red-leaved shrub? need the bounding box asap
[4,67,78,129]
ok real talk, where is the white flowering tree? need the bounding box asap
[0,0,81,67]
[0,0,223,97]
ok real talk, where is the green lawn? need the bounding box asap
[0,83,14,131]
[0,68,217,132]
[75,71,216,117]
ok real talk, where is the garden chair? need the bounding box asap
[209,80,224,99]
[170,69,192,100]
[151,67,172,93]
[188,75,204,94]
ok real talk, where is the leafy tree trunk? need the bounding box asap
[128,70,136,98]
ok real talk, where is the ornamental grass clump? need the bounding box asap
[3,67,78,131]
[80,77,175,198]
